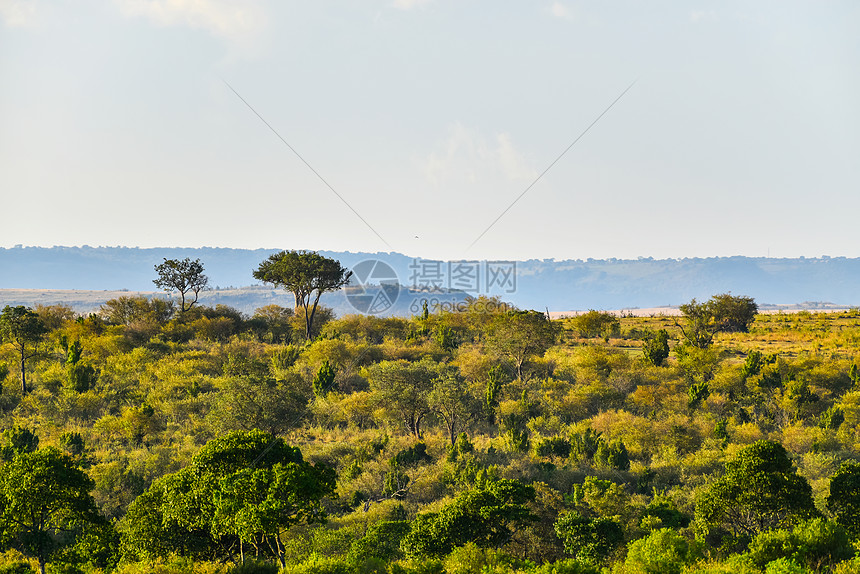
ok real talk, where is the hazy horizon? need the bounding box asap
[1,243,854,263]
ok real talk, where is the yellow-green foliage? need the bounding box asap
[2,304,860,573]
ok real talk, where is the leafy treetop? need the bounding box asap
[695,440,817,544]
[253,251,352,340]
[678,293,758,348]
[153,258,209,313]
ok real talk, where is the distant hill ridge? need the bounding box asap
[0,246,857,312]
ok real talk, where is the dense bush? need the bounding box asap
[0,300,859,573]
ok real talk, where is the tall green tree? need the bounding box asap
[695,440,817,545]
[153,257,209,313]
[253,251,352,340]
[0,305,48,394]
[0,447,108,574]
[401,479,535,558]
[120,430,335,566]
[677,298,717,349]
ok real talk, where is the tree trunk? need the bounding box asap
[276,532,286,569]
[306,294,322,340]
[415,412,425,439]
[19,344,26,394]
[304,306,313,340]
[38,535,46,574]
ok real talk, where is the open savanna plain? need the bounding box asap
[602,309,860,361]
[1,297,860,574]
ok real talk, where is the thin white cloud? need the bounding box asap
[690,10,717,23]
[115,0,264,42]
[550,2,572,20]
[0,0,40,27]
[422,124,537,187]
[392,0,433,10]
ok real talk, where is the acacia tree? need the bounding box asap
[708,293,759,332]
[677,299,717,349]
[428,369,481,446]
[153,257,209,313]
[570,310,620,339]
[485,310,558,380]
[210,362,310,436]
[365,358,439,439]
[0,305,48,394]
[253,251,352,340]
[677,294,758,349]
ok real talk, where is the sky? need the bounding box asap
[1,0,858,262]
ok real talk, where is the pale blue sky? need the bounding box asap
[1,1,858,261]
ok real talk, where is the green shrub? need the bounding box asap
[442,543,531,574]
[641,496,690,530]
[570,311,620,339]
[622,528,703,574]
[745,519,852,571]
[593,439,629,471]
[763,557,810,574]
[531,558,600,573]
[554,512,622,564]
[112,557,226,574]
[226,561,279,574]
[392,443,432,467]
[0,550,35,574]
[348,521,410,563]
[642,330,669,367]
[534,437,571,460]
[281,556,353,574]
[388,559,445,574]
